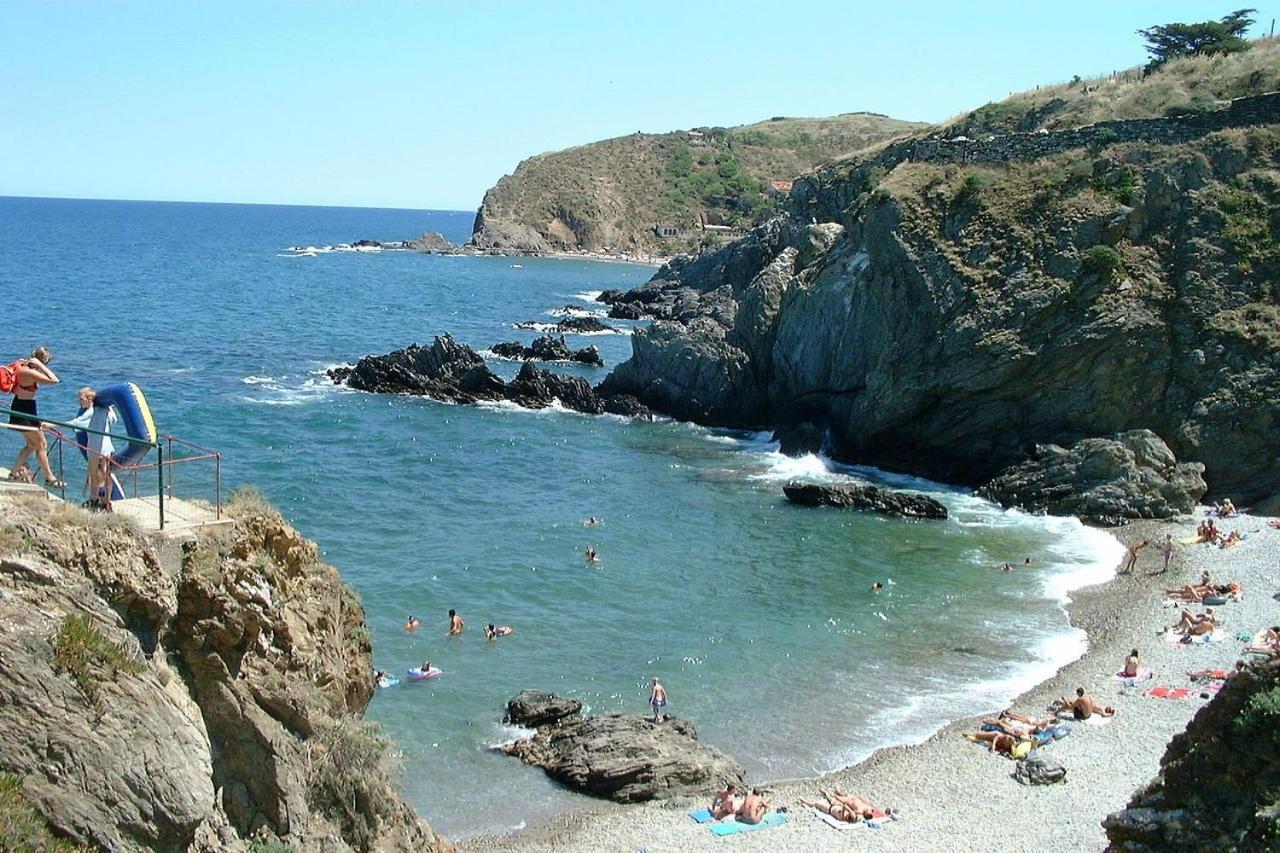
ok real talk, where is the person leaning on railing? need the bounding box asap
[8,346,65,488]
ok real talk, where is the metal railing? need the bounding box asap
[0,406,221,531]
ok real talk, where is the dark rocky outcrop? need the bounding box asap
[1104,659,1280,850]
[516,316,616,335]
[504,690,583,729]
[599,112,1280,512]
[783,482,948,520]
[491,335,603,366]
[0,494,450,852]
[979,430,1206,526]
[405,231,454,253]
[329,335,650,419]
[496,691,744,803]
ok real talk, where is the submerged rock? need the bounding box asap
[978,430,1206,526]
[783,482,948,520]
[516,316,616,334]
[497,692,744,803]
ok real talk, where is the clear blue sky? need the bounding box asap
[0,1,1269,210]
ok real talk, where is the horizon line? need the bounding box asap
[0,193,477,215]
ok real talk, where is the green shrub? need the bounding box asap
[1093,166,1138,204]
[953,172,987,205]
[51,615,143,712]
[1081,245,1126,281]
[249,838,296,853]
[225,485,272,518]
[1219,178,1280,275]
[1235,683,1280,748]
[306,722,399,849]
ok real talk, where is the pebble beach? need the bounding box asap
[464,511,1278,852]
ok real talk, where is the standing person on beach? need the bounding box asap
[7,347,65,488]
[447,609,464,636]
[1122,539,1148,573]
[649,678,668,723]
[1160,535,1174,573]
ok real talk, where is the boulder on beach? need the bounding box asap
[783,482,949,520]
[1014,755,1067,785]
[496,691,744,803]
[978,430,1206,526]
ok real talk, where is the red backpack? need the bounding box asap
[0,360,22,395]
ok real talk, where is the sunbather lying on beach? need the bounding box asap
[1054,688,1115,720]
[710,782,739,820]
[736,787,769,825]
[1169,608,1215,636]
[1187,660,1245,681]
[800,790,890,824]
[1219,530,1242,548]
[965,730,1032,757]
[981,710,1052,736]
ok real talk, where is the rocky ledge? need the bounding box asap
[783,482,948,520]
[0,491,449,852]
[497,690,744,803]
[978,430,1206,526]
[328,334,650,418]
[491,335,603,367]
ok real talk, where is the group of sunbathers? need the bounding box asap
[1165,570,1241,603]
[708,782,772,824]
[801,789,894,825]
[1193,518,1242,548]
[1245,626,1280,658]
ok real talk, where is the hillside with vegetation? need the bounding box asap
[468,113,927,255]
[601,28,1280,514]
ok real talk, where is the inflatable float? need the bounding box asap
[73,382,157,500]
[406,666,443,680]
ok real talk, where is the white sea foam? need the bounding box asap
[514,322,630,336]
[547,306,606,319]
[240,375,276,386]
[485,723,535,749]
[573,290,604,303]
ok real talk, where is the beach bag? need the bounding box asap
[0,361,21,394]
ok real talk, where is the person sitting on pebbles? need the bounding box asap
[709,781,739,820]
[735,787,770,825]
[1169,607,1215,637]
[1054,687,1116,720]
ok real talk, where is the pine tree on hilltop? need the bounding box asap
[1138,8,1257,71]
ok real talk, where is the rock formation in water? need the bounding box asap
[783,482,949,520]
[599,85,1280,515]
[491,335,603,366]
[1104,659,1280,850]
[515,316,617,335]
[0,492,450,852]
[328,335,650,419]
[979,430,1206,526]
[497,690,744,803]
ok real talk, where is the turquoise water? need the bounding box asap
[0,197,1122,838]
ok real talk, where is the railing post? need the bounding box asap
[215,452,221,520]
[157,443,165,531]
[168,436,174,499]
[56,437,64,498]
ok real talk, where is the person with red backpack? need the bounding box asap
[7,346,64,488]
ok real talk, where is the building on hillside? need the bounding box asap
[687,130,707,145]
[768,179,794,195]
[653,224,682,238]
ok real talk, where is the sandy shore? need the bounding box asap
[461,511,1277,852]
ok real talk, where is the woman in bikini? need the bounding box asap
[8,347,64,488]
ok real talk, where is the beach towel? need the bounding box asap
[689,809,714,824]
[1144,686,1192,700]
[1163,629,1226,645]
[707,812,788,836]
[1055,711,1112,726]
[812,807,888,831]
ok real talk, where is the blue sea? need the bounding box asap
[0,197,1123,838]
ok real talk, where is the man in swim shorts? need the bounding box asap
[736,788,768,825]
[1057,687,1115,720]
[649,678,667,723]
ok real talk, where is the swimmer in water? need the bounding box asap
[870,582,884,592]
[485,624,514,640]
[584,516,602,526]
[447,609,464,636]
[998,562,1015,572]
[586,546,600,563]
[404,616,421,632]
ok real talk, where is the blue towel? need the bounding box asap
[707,813,788,836]
[689,809,714,824]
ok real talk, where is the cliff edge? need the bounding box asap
[0,490,451,852]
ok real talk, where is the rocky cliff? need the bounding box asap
[600,72,1280,512]
[1104,659,1280,850]
[470,113,926,254]
[0,491,450,852]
